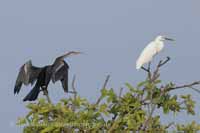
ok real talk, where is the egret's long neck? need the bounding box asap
[155,40,164,52]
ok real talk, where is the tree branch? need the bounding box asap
[71,75,77,111]
[119,87,123,98]
[190,87,200,94]
[95,75,110,105]
[158,56,170,68]
[165,81,200,92]
[151,57,170,82]
[141,57,171,130]
[165,122,175,129]
[72,75,77,100]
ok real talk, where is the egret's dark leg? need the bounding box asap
[141,62,151,72]
[141,66,150,73]
[141,62,152,80]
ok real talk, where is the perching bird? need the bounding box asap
[14,51,81,101]
[136,35,174,70]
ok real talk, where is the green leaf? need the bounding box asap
[137,81,148,88]
[41,126,56,133]
[154,80,162,84]
[126,83,135,90]
[16,118,26,125]
[38,98,46,104]
[38,107,50,114]
[101,88,108,97]
[26,103,38,110]
[99,104,107,113]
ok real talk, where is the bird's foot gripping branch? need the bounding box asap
[17,58,200,132]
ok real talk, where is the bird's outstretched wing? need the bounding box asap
[51,61,69,92]
[55,51,82,61]
[51,51,81,92]
[14,60,42,94]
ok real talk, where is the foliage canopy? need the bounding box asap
[17,58,200,132]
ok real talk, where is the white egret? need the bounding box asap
[136,35,174,70]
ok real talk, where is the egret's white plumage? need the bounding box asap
[136,35,174,70]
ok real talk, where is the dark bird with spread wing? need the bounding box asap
[14,51,81,102]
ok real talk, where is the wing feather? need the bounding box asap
[52,61,69,92]
[136,42,157,69]
[14,60,41,94]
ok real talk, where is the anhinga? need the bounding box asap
[14,51,81,102]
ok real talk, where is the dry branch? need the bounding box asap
[95,75,110,105]
[165,81,200,92]
[71,75,77,111]
[72,75,77,100]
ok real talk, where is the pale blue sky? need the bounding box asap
[1,0,200,132]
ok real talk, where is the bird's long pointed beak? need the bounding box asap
[77,51,84,55]
[70,51,84,55]
[165,37,175,41]
[72,51,84,56]
[58,51,84,60]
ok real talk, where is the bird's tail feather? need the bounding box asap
[14,83,22,94]
[136,64,141,70]
[23,86,40,101]
[136,61,142,70]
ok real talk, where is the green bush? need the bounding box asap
[17,59,200,132]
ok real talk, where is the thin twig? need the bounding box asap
[95,75,110,105]
[151,57,170,82]
[158,56,170,67]
[71,75,77,111]
[165,122,175,129]
[147,62,152,80]
[165,81,200,92]
[119,87,123,98]
[148,62,151,71]
[72,75,77,99]
[189,87,200,94]
[102,75,110,89]
[142,104,156,130]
